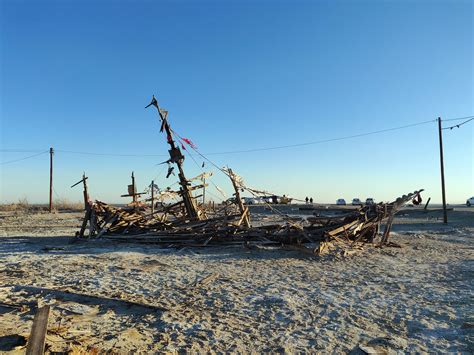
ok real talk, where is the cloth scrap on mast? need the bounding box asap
[166,163,175,178]
[189,171,213,182]
[222,167,245,188]
[159,109,168,132]
[158,189,179,201]
[181,138,197,149]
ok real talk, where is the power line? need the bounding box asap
[442,115,474,122]
[0,151,49,165]
[0,149,47,153]
[54,149,168,157]
[1,115,471,159]
[204,119,437,155]
[442,117,474,130]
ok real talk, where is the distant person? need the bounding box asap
[310,197,313,204]
[305,197,309,204]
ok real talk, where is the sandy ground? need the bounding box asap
[0,207,472,353]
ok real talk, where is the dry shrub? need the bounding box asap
[0,197,83,213]
[53,198,84,211]
[0,197,30,211]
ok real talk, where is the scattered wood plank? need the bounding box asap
[26,305,50,355]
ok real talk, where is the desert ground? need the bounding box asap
[0,205,472,353]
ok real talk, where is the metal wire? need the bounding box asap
[0,151,49,165]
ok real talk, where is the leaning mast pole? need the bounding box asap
[146,95,201,220]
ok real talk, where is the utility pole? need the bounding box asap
[438,117,448,224]
[49,147,54,212]
[146,95,201,220]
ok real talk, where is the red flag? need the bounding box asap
[182,138,197,149]
[181,143,187,150]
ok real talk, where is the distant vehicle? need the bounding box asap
[263,196,275,204]
[242,195,293,205]
[467,197,474,207]
[365,198,375,206]
[336,199,346,205]
[242,197,265,205]
[242,197,255,205]
[352,198,362,206]
[279,195,293,204]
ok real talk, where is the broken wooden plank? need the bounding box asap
[96,214,119,238]
[327,219,359,237]
[26,305,50,355]
[235,207,249,227]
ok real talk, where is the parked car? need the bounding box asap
[365,198,375,205]
[263,196,275,204]
[467,197,474,207]
[336,198,346,205]
[352,198,362,206]
[242,197,256,205]
[242,197,265,205]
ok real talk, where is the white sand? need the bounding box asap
[0,208,472,353]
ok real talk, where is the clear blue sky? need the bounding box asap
[1,0,472,204]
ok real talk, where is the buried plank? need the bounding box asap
[26,305,50,355]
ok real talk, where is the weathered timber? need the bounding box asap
[26,305,50,355]
[228,168,250,228]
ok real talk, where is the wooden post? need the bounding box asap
[49,147,53,212]
[228,168,250,228]
[131,171,136,204]
[71,173,89,211]
[121,171,146,207]
[151,180,155,214]
[203,177,206,205]
[423,197,431,210]
[26,305,50,355]
[82,173,89,210]
[438,117,448,223]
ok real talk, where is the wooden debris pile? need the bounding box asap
[77,188,423,255]
[76,201,169,238]
[74,95,423,255]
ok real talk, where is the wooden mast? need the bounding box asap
[146,95,201,220]
[228,168,250,228]
[120,171,146,209]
